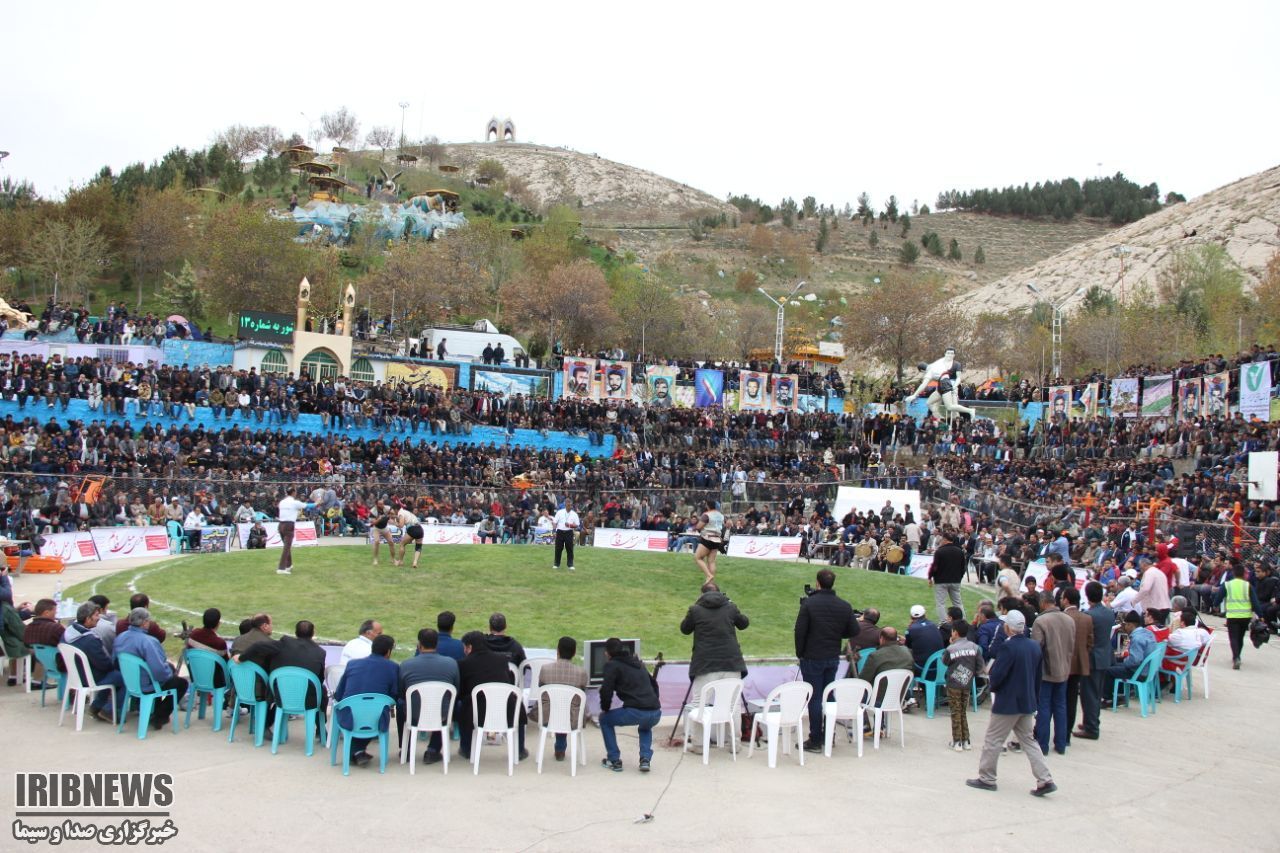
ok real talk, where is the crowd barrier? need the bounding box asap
[235,521,319,550]
[33,522,318,562]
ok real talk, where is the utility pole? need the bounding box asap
[757,280,806,364]
[398,102,410,150]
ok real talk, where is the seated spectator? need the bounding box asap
[2,584,31,685]
[244,619,328,713]
[849,607,881,659]
[485,613,526,667]
[340,620,382,665]
[973,605,1001,657]
[1111,575,1142,615]
[87,594,117,654]
[60,602,124,721]
[114,607,188,729]
[22,596,65,664]
[246,522,268,549]
[1167,608,1212,660]
[457,631,526,762]
[1102,611,1157,705]
[938,605,966,646]
[537,636,588,762]
[861,627,914,714]
[230,613,272,657]
[905,605,943,672]
[115,593,167,643]
[435,611,464,661]
[597,637,661,773]
[398,627,460,766]
[333,634,399,767]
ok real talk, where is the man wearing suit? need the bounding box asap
[1075,581,1115,741]
[242,620,328,713]
[398,628,459,766]
[457,631,527,762]
[967,610,1057,796]
[333,634,399,767]
[1060,588,1094,745]
[1031,592,1075,756]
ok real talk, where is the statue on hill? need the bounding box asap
[905,347,976,424]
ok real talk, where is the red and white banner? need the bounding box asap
[236,521,319,550]
[726,535,802,561]
[90,525,171,561]
[420,524,480,546]
[38,531,98,564]
[593,529,668,552]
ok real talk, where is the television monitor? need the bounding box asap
[583,638,641,686]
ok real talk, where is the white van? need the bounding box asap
[412,320,526,364]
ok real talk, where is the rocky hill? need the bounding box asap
[955,165,1280,315]
[434,142,734,225]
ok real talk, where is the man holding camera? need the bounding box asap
[794,568,857,752]
[681,581,749,745]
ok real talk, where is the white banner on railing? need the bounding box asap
[421,524,479,546]
[37,531,98,564]
[236,521,318,550]
[593,529,669,552]
[725,535,802,561]
[90,526,171,561]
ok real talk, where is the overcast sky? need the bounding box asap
[4,1,1277,210]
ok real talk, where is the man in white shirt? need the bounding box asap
[340,619,382,665]
[276,487,312,576]
[183,508,206,550]
[1168,608,1211,658]
[552,499,580,571]
[1110,575,1142,616]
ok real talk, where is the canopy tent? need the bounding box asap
[293,161,335,175]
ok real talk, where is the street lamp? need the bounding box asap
[1026,281,1084,379]
[398,101,410,150]
[299,112,315,147]
[757,280,806,364]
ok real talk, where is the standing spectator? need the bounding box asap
[943,621,983,751]
[1060,588,1094,743]
[680,581,748,747]
[1074,582,1114,741]
[794,568,856,753]
[966,610,1057,797]
[929,530,968,621]
[1031,591,1075,756]
[1135,555,1172,626]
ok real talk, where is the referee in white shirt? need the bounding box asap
[553,499,580,571]
[276,487,312,575]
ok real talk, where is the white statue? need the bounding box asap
[904,347,976,423]
[0,297,35,330]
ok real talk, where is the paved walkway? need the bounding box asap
[2,558,1277,851]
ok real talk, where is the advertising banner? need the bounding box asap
[471,367,548,398]
[37,531,98,565]
[236,521,319,550]
[90,526,171,561]
[738,371,769,411]
[1239,363,1270,421]
[592,529,669,552]
[694,368,724,407]
[599,360,631,401]
[725,535,803,561]
[197,526,234,553]
[562,357,597,400]
[237,311,295,343]
[1110,377,1140,418]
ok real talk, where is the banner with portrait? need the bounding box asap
[694,368,724,407]
[1110,377,1140,418]
[1047,385,1071,421]
[1202,371,1229,417]
[599,359,631,402]
[1140,375,1173,417]
[770,374,799,412]
[386,362,457,392]
[642,366,678,408]
[738,371,769,411]
[1238,363,1270,421]
[561,357,597,401]
[1071,383,1099,419]
[1177,377,1202,420]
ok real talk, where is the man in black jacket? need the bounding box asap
[930,530,969,621]
[243,620,329,713]
[598,638,662,772]
[457,631,527,762]
[680,582,749,739]
[794,568,856,752]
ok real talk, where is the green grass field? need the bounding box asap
[67,546,982,661]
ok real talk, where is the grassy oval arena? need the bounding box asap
[67,545,982,659]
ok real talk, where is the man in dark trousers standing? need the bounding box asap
[967,610,1057,797]
[1074,581,1114,741]
[929,530,968,621]
[1060,587,1094,745]
[794,568,856,753]
[681,582,749,735]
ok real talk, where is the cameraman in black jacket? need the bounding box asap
[794,568,857,752]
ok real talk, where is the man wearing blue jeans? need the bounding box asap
[597,638,662,773]
[794,569,857,752]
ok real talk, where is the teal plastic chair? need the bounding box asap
[268,667,327,756]
[29,644,65,707]
[165,519,188,554]
[917,649,980,719]
[329,693,395,775]
[1158,640,1211,703]
[184,650,230,731]
[227,660,270,746]
[116,653,180,739]
[856,648,874,676]
[1112,642,1167,717]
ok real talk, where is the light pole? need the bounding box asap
[299,112,315,147]
[757,280,806,364]
[1027,282,1084,380]
[398,102,410,150]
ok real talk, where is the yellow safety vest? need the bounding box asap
[1224,578,1252,620]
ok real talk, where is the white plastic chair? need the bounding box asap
[324,663,345,747]
[507,662,520,683]
[863,670,914,749]
[1191,632,1214,698]
[534,684,587,775]
[518,658,553,710]
[400,682,456,775]
[57,643,116,732]
[822,678,871,758]
[748,681,813,768]
[471,682,522,776]
[682,678,743,764]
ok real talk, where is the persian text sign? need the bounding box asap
[726,535,802,561]
[37,531,98,564]
[236,521,318,549]
[593,529,668,552]
[90,526,171,560]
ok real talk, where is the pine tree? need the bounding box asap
[974,245,986,265]
[816,216,829,253]
[869,230,879,248]
[948,238,961,261]
[898,240,920,265]
[161,260,205,320]
[899,213,911,238]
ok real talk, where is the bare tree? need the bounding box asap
[418,136,445,165]
[842,271,963,382]
[250,125,284,157]
[365,125,395,157]
[25,219,113,307]
[321,107,360,150]
[127,187,196,309]
[214,124,258,162]
[502,260,617,351]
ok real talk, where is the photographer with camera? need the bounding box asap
[794,568,857,752]
[680,581,749,749]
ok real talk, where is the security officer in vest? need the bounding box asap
[1223,564,1261,670]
